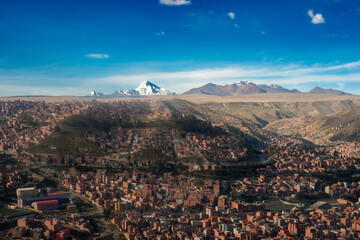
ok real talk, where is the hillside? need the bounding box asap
[319,106,360,142]
[183,81,299,96]
[309,87,351,96]
[165,98,359,126]
[266,106,360,144]
[26,101,258,165]
[164,96,360,148]
[27,114,116,155]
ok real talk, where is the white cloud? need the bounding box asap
[308,9,325,24]
[227,12,235,20]
[156,31,165,36]
[85,54,109,59]
[0,84,86,97]
[159,0,191,6]
[86,61,360,93]
[324,60,360,70]
[1,60,359,96]
[234,23,239,28]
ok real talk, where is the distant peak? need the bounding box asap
[236,81,252,86]
[311,87,323,90]
[135,81,176,96]
[270,84,280,88]
[88,90,104,97]
[309,87,351,95]
[141,80,152,85]
[86,81,176,97]
[136,81,160,91]
[140,80,155,86]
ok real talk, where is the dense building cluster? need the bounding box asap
[1,99,360,239]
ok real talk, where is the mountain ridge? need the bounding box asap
[87,81,176,97]
[183,81,300,96]
[309,87,351,95]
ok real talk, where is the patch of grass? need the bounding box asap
[132,148,169,162]
[0,208,32,218]
[27,114,110,155]
[17,112,40,128]
[266,203,296,212]
[27,132,104,155]
[175,156,205,165]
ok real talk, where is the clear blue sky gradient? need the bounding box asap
[0,0,360,95]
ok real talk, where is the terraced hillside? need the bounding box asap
[26,100,258,165]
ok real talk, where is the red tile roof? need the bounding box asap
[34,200,59,206]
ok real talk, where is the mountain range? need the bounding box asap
[183,81,299,96]
[88,81,176,97]
[88,80,352,97]
[183,81,351,96]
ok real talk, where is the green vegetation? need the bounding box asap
[134,117,227,137]
[177,116,227,136]
[266,203,296,212]
[0,208,32,218]
[132,148,169,162]
[175,156,205,165]
[231,193,270,203]
[17,112,40,128]
[27,133,104,155]
[60,114,124,133]
[187,164,266,180]
[294,192,330,203]
[27,114,107,155]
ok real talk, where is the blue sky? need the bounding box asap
[0,0,360,95]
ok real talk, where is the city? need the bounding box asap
[1,0,360,239]
[0,96,360,239]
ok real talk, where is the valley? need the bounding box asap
[2,91,360,239]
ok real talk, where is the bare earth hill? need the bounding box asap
[183,81,299,96]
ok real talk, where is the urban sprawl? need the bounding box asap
[1,100,360,240]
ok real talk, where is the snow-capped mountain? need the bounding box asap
[111,89,140,97]
[135,81,176,96]
[86,81,176,98]
[88,91,105,97]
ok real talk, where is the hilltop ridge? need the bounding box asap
[183,81,354,96]
[183,81,300,96]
